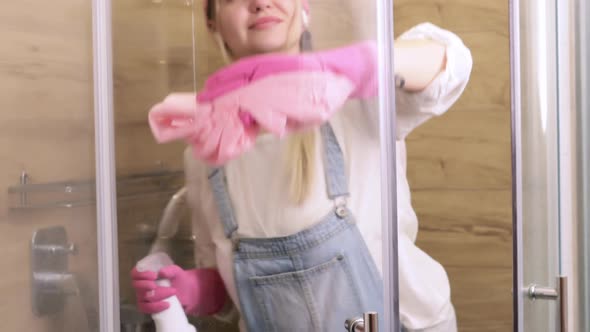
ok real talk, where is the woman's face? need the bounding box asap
[211,0,304,59]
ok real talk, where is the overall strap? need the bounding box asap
[208,168,239,239]
[320,124,350,200]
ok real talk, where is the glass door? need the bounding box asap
[511,0,565,330]
[0,0,102,331]
[113,0,400,331]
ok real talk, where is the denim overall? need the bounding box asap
[208,124,384,331]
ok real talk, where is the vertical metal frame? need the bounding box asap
[376,0,400,330]
[575,0,590,330]
[92,0,120,331]
[509,0,524,330]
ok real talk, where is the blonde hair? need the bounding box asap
[286,131,316,204]
[207,0,316,205]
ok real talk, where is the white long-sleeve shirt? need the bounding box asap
[184,22,473,330]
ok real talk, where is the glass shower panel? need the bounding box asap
[190,0,399,330]
[0,0,99,331]
[515,0,561,330]
[118,0,399,330]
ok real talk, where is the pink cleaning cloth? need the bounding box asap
[148,40,378,165]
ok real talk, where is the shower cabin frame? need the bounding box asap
[92,0,120,331]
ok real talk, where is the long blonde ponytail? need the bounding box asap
[287,19,317,205]
[286,131,316,205]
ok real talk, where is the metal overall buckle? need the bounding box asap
[334,196,349,219]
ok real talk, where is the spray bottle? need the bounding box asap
[136,252,197,332]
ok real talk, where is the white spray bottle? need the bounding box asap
[136,252,197,332]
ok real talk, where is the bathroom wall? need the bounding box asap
[395,1,513,331]
[0,0,99,331]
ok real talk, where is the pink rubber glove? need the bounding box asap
[131,265,228,317]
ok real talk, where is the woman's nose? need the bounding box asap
[249,0,272,12]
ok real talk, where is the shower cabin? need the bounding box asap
[0,0,588,331]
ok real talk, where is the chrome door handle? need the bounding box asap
[527,284,558,300]
[526,276,568,332]
[345,312,378,332]
[345,317,364,332]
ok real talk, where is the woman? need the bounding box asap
[132,0,473,331]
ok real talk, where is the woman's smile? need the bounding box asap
[248,16,283,30]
